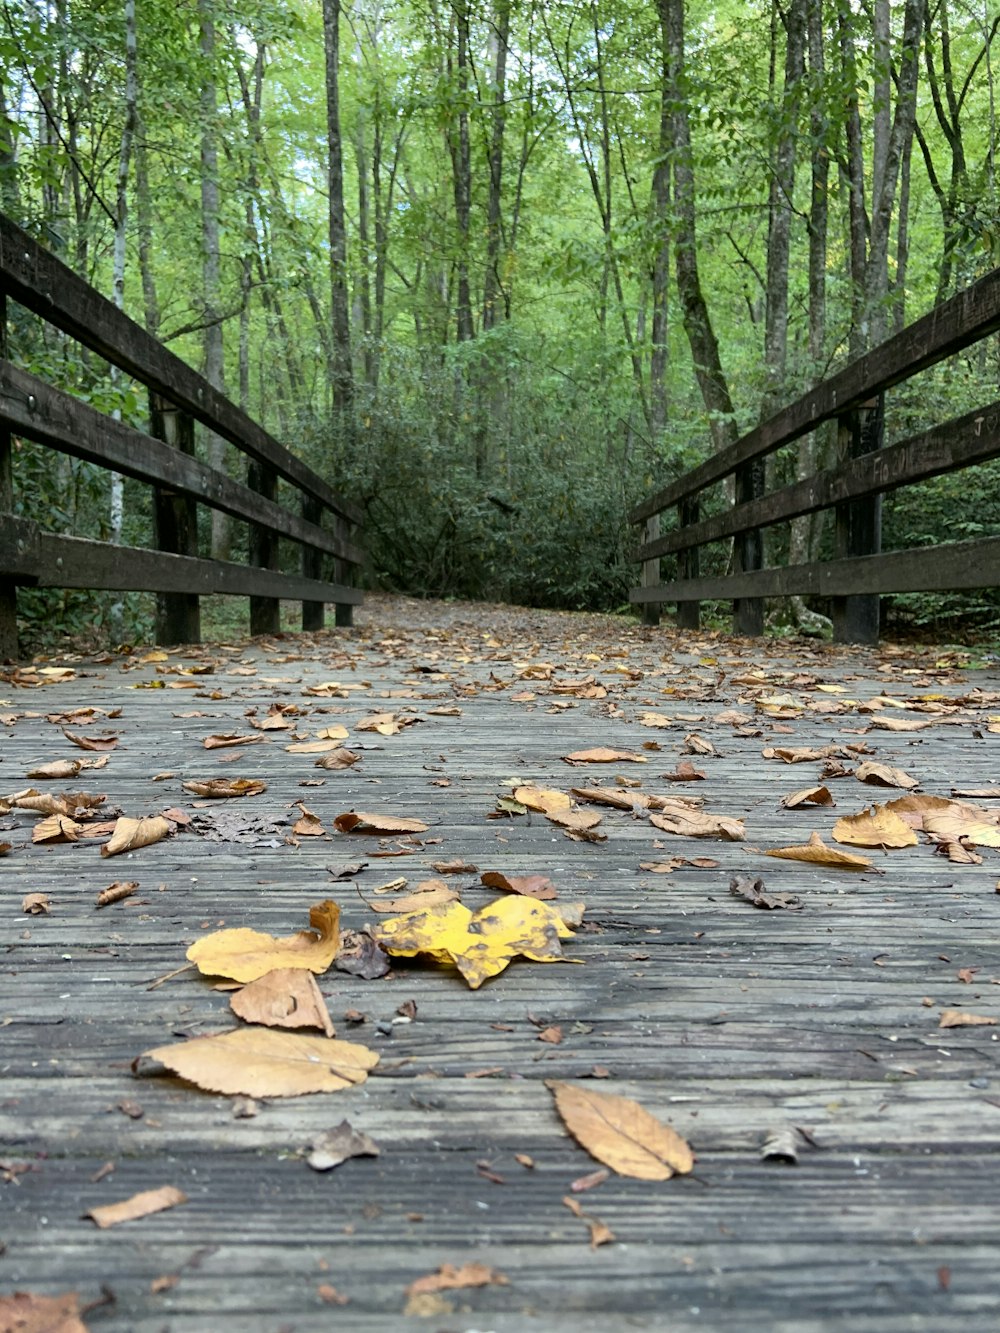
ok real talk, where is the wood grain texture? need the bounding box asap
[2,595,999,1331]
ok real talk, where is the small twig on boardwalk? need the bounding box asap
[145,962,195,991]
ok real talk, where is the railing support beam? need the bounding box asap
[249,461,281,636]
[150,393,201,646]
[831,400,883,644]
[301,495,325,631]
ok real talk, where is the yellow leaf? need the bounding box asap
[563,747,647,764]
[139,1026,377,1097]
[547,1080,694,1180]
[187,900,341,982]
[832,805,919,848]
[765,829,874,870]
[513,786,572,813]
[372,895,580,989]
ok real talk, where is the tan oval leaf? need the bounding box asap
[513,786,572,813]
[101,815,172,858]
[333,811,429,835]
[765,829,874,870]
[547,1080,694,1180]
[181,777,267,798]
[86,1184,187,1229]
[545,809,602,832]
[649,810,745,840]
[139,1027,378,1097]
[855,761,919,790]
[314,749,361,770]
[780,785,834,809]
[563,748,648,764]
[480,871,558,900]
[832,805,918,848]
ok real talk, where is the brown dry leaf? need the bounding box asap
[356,712,420,736]
[570,785,646,810]
[649,809,745,840]
[95,881,139,909]
[547,1080,694,1180]
[286,739,351,754]
[682,733,715,755]
[25,758,87,779]
[855,761,919,790]
[314,749,360,770]
[317,1283,349,1306]
[367,881,459,914]
[562,1195,616,1249]
[32,813,83,843]
[431,858,479,874]
[307,1120,380,1171]
[661,759,706,782]
[729,875,801,910]
[0,1290,89,1333]
[292,802,325,837]
[181,777,267,798]
[101,815,172,858]
[188,900,341,982]
[0,841,11,856]
[22,892,51,914]
[545,809,602,833]
[405,1264,509,1299]
[480,871,558,900]
[62,729,119,751]
[781,786,834,809]
[638,711,673,728]
[334,811,429,835]
[884,794,972,829]
[832,805,919,848]
[315,725,351,741]
[762,745,843,763]
[513,786,572,813]
[139,1027,378,1097]
[867,716,935,732]
[939,1010,997,1028]
[563,747,648,764]
[231,967,335,1037]
[85,1184,187,1229]
[765,830,874,871]
[203,732,265,749]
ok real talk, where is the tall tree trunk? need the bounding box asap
[649,14,672,447]
[482,0,510,332]
[134,123,159,337]
[199,0,228,559]
[450,0,475,345]
[322,0,355,418]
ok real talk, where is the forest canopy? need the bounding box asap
[2,0,999,637]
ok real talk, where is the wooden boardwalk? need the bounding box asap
[3,595,1000,1332]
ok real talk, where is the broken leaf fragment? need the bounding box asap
[373,895,580,988]
[187,900,340,982]
[730,875,801,910]
[562,1194,616,1248]
[547,1080,694,1180]
[307,1120,380,1171]
[0,1291,89,1333]
[230,967,335,1036]
[138,1027,378,1097]
[86,1184,187,1229]
[939,1010,997,1028]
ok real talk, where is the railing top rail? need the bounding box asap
[0,213,360,526]
[629,264,1000,526]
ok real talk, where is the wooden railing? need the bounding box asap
[0,214,362,660]
[630,266,1000,643]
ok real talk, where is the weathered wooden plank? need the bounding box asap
[637,396,1000,562]
[0,292,15,658]
[629,263,1000,523]
[0,518,363,601]
[0,362,362,566]
[631,532,1000,603]
[0,214,360,524]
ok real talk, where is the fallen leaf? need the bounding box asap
[832,805,919,848]
[63,729,119,751]
[181,777,267,798]
[661,759,706,782]
[570,785,645,810]
[334,811,429,835]
[367,880,459,914]
[545,808,602,834]
[373,895,580,988]
[101,815,172,858]
[480,870,558,900]
[286,739,349,754]
[405,1264,509,1299]
[513,786,572,813]
[138,1027,378,1096]
[682,733,715,755]
[562,1194,616,1248]
[729,876,801,910]
[547,1081,694,1180]
[307,1120,380,1170]
[780,785,834,809]
[32,813,82,843]
[85,1184,187,1229]
[95,881,139,909]
[203,732,265,749]
[317,1284,349,1306]
[563,747,647,764]
[765,830,875,871]
[22,892,51,915]
[570,1166,610,1191]
[638,711,673,728]
[649,809,745,840]
[431,858,479,874]
[315,749,361,770]
[231,968,335,1036]
[922,810,1000,847]
[292,802,325,837]
[0,1291,89,1333]
[939,1010,997,1028]
[188,900,340,982]
[855,761,919,790]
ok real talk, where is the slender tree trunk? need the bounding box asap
[649,30,671,446]
[450,0,475,345]
[134,124,159,337]
[199,0,229,559]
[322,0,355,418]
[482,0,510,332]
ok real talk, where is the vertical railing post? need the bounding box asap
[831,398,882,644]
[248,461,280,636]
[334,514,354,628]
[641,514,660,626]
[676,496,701,630]
[150,393,201,646]
[732,458,765,635]
[0,293,16,660]
[301,494,325,631]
